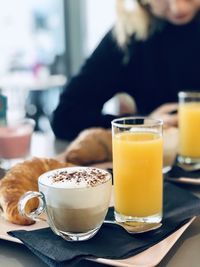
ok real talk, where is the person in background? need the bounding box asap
[51,0,200,141]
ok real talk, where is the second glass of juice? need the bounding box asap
[178,91,200,164]
[111,117,163,225]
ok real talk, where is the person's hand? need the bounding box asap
[149,103,178,127]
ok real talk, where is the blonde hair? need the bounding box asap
[114,0,152,47]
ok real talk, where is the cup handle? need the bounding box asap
[18,191,46,221]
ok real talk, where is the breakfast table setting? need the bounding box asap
[1,116,200,267]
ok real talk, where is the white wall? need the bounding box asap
[85,0,116,55]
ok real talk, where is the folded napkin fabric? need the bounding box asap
[8,182,200,267]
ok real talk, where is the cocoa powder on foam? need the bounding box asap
[51,167,110,187]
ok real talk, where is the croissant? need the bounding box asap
[63,128,112,165]
[59,126,179,168]
[0,157,73,225]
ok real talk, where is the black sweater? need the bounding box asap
[51,16,200,141]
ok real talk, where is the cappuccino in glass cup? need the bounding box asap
[18,166,112,241]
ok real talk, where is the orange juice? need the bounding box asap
[112,131,163,218]
[179,102,200,158]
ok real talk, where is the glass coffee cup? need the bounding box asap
[18,166,112,241]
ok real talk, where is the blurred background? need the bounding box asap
[0,0,116,132]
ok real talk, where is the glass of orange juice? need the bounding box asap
[111,117,163,225]
[178,91,200,164]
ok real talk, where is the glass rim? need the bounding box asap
[178,91,200,98]
[111,116,163,128]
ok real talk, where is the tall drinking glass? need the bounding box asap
[111,117,163,226]
[178,91,200,164]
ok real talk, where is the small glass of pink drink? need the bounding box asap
[0,118,35,169]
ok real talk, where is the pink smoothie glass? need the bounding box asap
[0,118,35,169]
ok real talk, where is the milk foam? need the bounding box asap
[39,167,111,189]
[39,167,112,209]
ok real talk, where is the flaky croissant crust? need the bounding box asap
[0,157,73,225]
[64,128,112,165]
